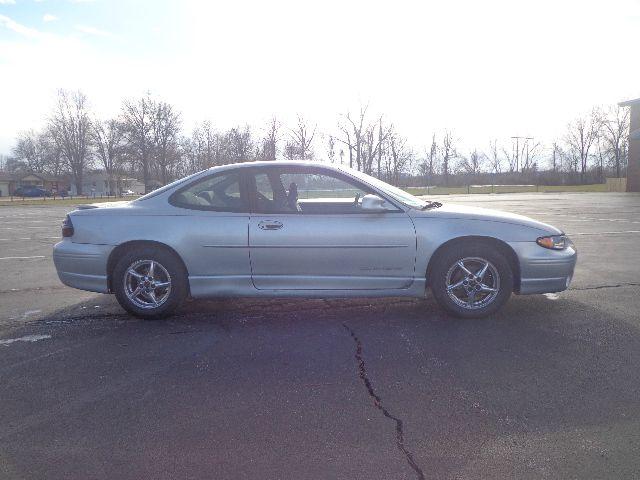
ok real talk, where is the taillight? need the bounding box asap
[62,215,74,238]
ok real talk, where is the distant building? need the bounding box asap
[619,98,640,192]
[18,173,71,193]
[72,171,145,196]
[0,172,71,197]
[0,170,146,197]
[0,172,14,197]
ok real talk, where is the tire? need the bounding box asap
[112,245,188,319]
[430,243,514,319]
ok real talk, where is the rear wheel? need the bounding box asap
[430,244,513,318]
[113,246,187,319]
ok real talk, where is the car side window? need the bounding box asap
[280,173,368,201]
[170,172,246,212]
[255,173,275,201]
[252,171,292,213]
[250,169,378,214]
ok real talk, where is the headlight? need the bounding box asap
[536,234,571,250]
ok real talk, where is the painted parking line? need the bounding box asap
[0,334,51,346]
[567,230,640,236]
[0,226,57,230]
[2,220,50,224]
[0,256,47,261]
[0,236,60,241]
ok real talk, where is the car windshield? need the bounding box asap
[338,166,431,209]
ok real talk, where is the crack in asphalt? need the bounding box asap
[571,282,640,291]
[343,323,426,480]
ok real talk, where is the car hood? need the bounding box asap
[411,203,562,235]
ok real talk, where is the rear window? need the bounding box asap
[169,172,247,212]
[136,171,205,201]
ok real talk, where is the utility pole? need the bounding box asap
[511,136,534,172]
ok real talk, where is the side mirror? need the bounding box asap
[360,194,395,212]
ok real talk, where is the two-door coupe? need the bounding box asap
[53,161,577,319]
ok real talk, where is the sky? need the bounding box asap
[1,0,639,159]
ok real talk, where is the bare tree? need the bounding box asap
[336,105,390,174]
[12,128,64,177]
[596,136,607,182]
[325,135,336,163]
[38,129,65,178]
[488,140,501,174]
[385,130,414,185]
[550,142,558,172]
[459,149,485,176]
[502,145,517,173]
[226,125,253,163]
[376,121,384,177]
[440,131,456,186]
[12,130,44,172]
[4,157,27,174]
[49,89,92,194]
[418,134,438,185]
[601,105,629,178]
[522,140,541,172]
[181,121,217,174]
[337,107,366,169]
[260,117,280,161]
[565,109,602,183]
[151,101,182,184]
[362,119,390,176]
[288,115,316,160]
[91,119,125,194]
[204,122,222,167]
[121,94,156,192]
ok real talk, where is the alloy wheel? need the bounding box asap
[445,257,500,310]
[124,259,172,309]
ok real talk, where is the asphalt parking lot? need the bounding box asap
[1,192,639,479]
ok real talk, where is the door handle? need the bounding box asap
[258,220,283,230]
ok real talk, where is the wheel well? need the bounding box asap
[106,240,190,293]
[425,236,521,293]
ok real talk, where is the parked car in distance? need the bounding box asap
[121,189,137,196]
[14,186,53,197]
[53,161,577,319]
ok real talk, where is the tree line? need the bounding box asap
[4,89,630,194]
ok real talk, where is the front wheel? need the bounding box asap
[113,246,187,319]
[430,245,514,318]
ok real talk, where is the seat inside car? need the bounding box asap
[287,182,301,211]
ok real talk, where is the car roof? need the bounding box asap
[207,160,344,173]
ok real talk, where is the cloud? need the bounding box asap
[75,24,113,37]
[43,14,58,22]
[0,14,44,38]
[0,0,16,5]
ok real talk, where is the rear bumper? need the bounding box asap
[53,240,114,293]
[508,242,577,295]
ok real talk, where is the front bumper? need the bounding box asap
[508,241,577,295]
[53,240,114,294]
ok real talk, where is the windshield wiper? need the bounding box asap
[421,201,442,210]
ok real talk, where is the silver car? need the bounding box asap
[53,161,577,319]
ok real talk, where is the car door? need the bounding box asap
[166,169,252,296]
[247,166,417,290]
